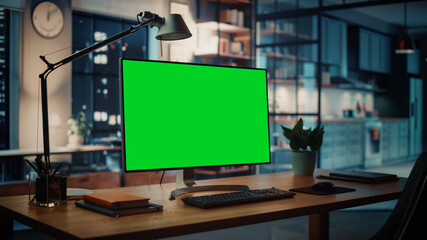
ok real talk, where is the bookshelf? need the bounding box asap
[195,0,253,67]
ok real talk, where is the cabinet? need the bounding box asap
[359,29,391,73]
[321,17,347,77]
[407,49,420,75]
[381,119,409,162]
[195,0,252,67]
[380,33,391,73]
[320,121,364,169]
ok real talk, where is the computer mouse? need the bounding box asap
[312,181,336,193]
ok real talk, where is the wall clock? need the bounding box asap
[32,1,64,38]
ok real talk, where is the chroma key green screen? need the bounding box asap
[120,59,271,172]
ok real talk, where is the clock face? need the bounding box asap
[32,1,64,38]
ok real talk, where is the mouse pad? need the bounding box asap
[289,186,356,195]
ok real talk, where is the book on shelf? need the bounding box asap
[219,38,229,54]
[75,201,162,217]
[83,192,150,209]
[238,11,244,27]
[220,9,244,27]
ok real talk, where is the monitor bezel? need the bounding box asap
[119,58,271,173]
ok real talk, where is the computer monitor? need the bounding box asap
[120,59,271,199]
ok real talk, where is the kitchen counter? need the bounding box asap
[379,118,409,121]
[322,119,365,123]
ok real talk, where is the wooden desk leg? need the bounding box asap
[0,214,13,240]
[309,212,329,240]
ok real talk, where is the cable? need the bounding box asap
[160,171,165,184]
[148,171,158,187]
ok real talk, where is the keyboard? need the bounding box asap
[181,187,295,209]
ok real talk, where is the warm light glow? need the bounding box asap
[395,49,415,54]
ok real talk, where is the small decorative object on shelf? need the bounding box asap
[282,118,325,176]
[27,155,67,207]
[67,111,91,147]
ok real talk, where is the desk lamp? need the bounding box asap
[37,11,191,173]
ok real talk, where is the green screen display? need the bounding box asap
[121,59,271,171]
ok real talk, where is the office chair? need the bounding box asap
[369,152,427,240]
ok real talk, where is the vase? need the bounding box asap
[291,151,317,176]
[68,134,83,147]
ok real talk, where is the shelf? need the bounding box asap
[197,21,250,34]
[260,29,312,41]
[265,52,310,62]
[268,79,317,87]
[268,80,378,91]
[268,79,298,85]
[208,0,250,5]
[266,52,295,60]
[195,53,251,60]
[267,81,386,93]
[268,115,315,124]
[322,84,387,93]
[196,0,252,68]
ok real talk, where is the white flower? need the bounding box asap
[67,111,91,136]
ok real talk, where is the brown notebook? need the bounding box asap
[83,192,150,209]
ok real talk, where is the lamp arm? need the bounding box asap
[41,18,155,72]
[38,17,155,170]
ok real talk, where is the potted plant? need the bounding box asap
[67,111,91,147]
[281,118,325,176]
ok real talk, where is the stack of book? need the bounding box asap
[75,192,162,217]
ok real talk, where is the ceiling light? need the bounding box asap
[396,2,414,54]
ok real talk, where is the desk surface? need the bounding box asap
[0,169,404,240]
[0,145,121,158]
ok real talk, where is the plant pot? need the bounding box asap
[291,151,317,176]
[68,134,83,147]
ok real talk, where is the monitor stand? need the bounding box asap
[169,168,250,200]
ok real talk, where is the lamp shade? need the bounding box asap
[395,31,414,54]
[156,14,192,41]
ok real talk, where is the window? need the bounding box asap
[0,8,9,150]
[72,11,148,140]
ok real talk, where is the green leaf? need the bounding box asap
[289,139,300,151]
[289,135,303,151]
[282,118,325,152]
[281,125,294,141]
[310,126,325,151]
[293,118,304,134]
[307,125,320,145]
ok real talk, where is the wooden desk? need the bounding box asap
[0,145,121,158]
[0,169,405,240]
